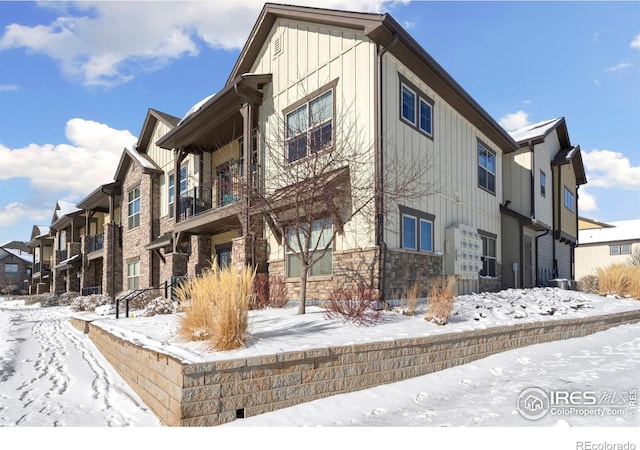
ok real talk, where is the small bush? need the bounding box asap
[70,294,112,312]
[143,296,176,317]
[115,290,159,310]
[323,283,381,325]
[595,263,640,300]
[578,275,599,294]
[401,280,421,316]
[252,273,270,310]
[268,275,288,308]
[177,264,255,351]
[58,291,81,306]
[425,276,456,326]
[251,274,288,309]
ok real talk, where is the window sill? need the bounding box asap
[285,275,333,282]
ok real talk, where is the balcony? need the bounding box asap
[88,232,104,253]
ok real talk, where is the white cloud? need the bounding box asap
[0,118,136,196]
[593,79,601,86]
[582,149,640,190]
[631,34,640,49]
[0,84,18,91]
[0,202,50,227]
[578,188,597,213]
[0,0,396,87]
[605,62,632,72]
[498,110,530,132]
[522,100,532,105]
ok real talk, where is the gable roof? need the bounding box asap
[27,225,53,248]
[0,240,29,253]
[579,219,640,245]
[225,3,517,154]
[50,200,83,230]
[1,247,33,264]
[136,108,181,153]
[552,144,587,186]
[509,118,568,146]
[114,146,163,182]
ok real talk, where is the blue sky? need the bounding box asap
[0,1,639,244]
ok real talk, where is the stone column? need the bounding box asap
[187,235,212,277]
[102,222,123,299]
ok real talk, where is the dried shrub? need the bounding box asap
[425,276,456,326]
[578,275,599,294]
[595,264,640,300]
[177,264,255,351]
[323,283,381,325]
[251,274,288,310]
[252,273,270,310]
[143,296,176,317]
[70,294,112,312]
[268,275,288,308]
[402,280,421,316]
[58,291,81,306]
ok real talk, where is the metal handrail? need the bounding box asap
[115,281,172,319]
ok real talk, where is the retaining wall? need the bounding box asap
[84,309,640,426]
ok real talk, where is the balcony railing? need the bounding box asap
[88,232,104,253]
[178,172,243,221]
[34,262,51,274]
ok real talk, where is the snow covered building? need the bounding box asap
[153,2,519,298]
[27,225,54,294]
[49,200,85,295]
[502,118,587,289]
[0,241,32,295]
[576,219,640,279]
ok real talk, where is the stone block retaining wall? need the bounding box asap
[83,309,640,426]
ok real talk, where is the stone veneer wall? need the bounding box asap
[479,262,503,293]
[84,309,640,427]
[383,248,443,299]
[269,248,380,302]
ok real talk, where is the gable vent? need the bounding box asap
[273,35,283,59]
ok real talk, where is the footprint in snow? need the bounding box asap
[365,408,386,418]
[516,357,531,365]
[490,367,503,376]
[414,392,429,403]
[459,379,477,388]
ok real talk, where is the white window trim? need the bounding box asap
[478,142,497,195]
[285,89,334,164]
[401,213,418,251]
[419,97,433,137]
[400,83,417,126]
[419,218,434,252]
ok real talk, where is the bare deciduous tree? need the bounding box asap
[251,87,435,314]
[629,248,640,266]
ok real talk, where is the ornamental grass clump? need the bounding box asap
[425,276,456,326]
[176,264,255,351]
[595,263,640,300]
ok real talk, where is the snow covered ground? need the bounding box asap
[1,289,640,449]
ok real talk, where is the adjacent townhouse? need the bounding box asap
[576,219,640,280]
[27,225,54,294]
[154,3,520,298]
[502,118,587,289]
[50,200,84,295]
[0,241,32,295]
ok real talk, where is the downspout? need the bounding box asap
[376,31,398,302]
[528,140,536,285]
[553,164,561,278]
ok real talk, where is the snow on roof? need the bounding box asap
[57,200,80,217]
[3,247,32,264]
[177,93,216,126]
[128,146,160,171]
[508,118,563,143]
[579,219,640,244]
[35,226,50,238]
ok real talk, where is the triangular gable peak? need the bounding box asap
[552,144,587,186]
[227,2,517,154]
[50,200,80,225]
[113,146,163,183]
[137,108,181,153]
[509,117,570,148]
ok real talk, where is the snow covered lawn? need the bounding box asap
[86,287,640,364]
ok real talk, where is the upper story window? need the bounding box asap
[478,141,497,195]
[564,186,574,212]
[285,88,334,163]
[399,74,434,139]
[58,230,66,251]
[127,186,141,229]
[179,165,188,197]
[540,170,546,197]
[168,173,175,218]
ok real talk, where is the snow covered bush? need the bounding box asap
[58,291,81,306]
[176,264,255,351]
[425,276,456,326]
[26,293,58,307]
[142,296,176,317]
[323,283,381,325]
[70,294,112,312]
[115,290,159,310]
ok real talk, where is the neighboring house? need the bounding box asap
[76,182,122,297]
[576,219,640,280]
[27,225,54,294]
[0,241,32,295]
[50,200,84,294]
[155,3,519,298]
[502,118,587,289]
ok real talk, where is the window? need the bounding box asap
[540,170,546,197]
[127,186,141,229]
[621,244,632,255]
[399,75,434,138]
[611,244,632,255]
[286,90,333,163]
[4,263,18,274]
[610,245,620,255]
[127,261,140,290]
[564,186,574,212]
[179,165,188,197]
[286,219,333,278]
[402,215,417,250]
[168,173,175,218]
[419,219,433,252]
[480,234,497,277]
[419,98,433,136]
[478,141,496,195]
[58,230,66,251]
[400,206,435,253]
[401,84,416,125]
